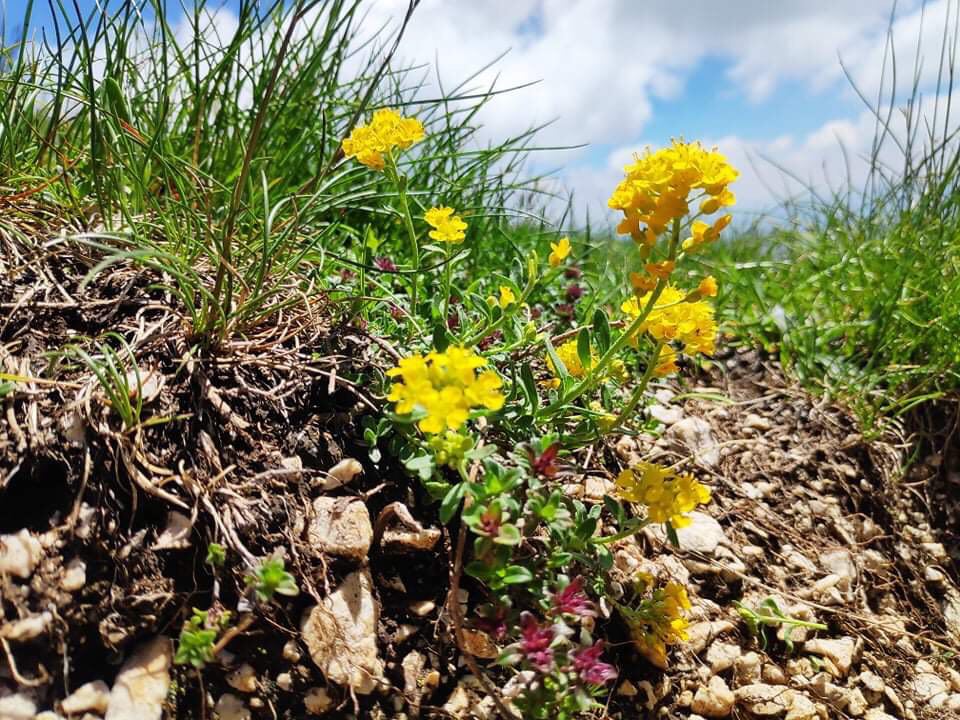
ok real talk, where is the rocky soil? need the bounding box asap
[1,223,958,719]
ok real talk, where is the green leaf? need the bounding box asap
[439,483,467,524]
[494,523,522,546]
[577,327,592,369]
[666,523,680,548]
[593,308,611,352]
[544,336,568,379]
[404,454,435,481]
[519,363,539,413]
[500,565,534,585]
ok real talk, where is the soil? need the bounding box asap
[1,204,959,719]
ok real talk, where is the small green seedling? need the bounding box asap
[174,608,232,668]
[246,556,299,603]
[733,597,827,652]
[205,542,226,567]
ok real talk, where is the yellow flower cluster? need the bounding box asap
[425,206,468,243]
[342,108,425,170]
[608,140,737,249]
[614,462,711,528]
[621,285,717,357]
[387,347,504,434]
[543,340,628,389]
[427,430,473,469]
[627,581,693,667]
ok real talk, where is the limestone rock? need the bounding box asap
[322,458,363,491]
[1,611,52,641]
[62,680,111,715]
[686,620,736,654]
[651,511,726,555]
[666,417,720,467]
[304,687,334,715]
[803,636,859,677]
[62,558,87,592]
[818,549,857,591]
[214,693,250,720]
[912,671,948,705]
[706,641,741,673]
[301,568,384,694]
[105,636,173,720]
[691,675,735,718]
[784,692,819,720]
[0,693,36,720]
[226,663,258,693]
[735,683,794,716]
[309,497,373,560]
[0,530,43,578]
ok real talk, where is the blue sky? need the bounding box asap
[4,0,951,222]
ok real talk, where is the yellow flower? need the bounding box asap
[697,276,718,297]
[621,285,717,357]
[630,271,658,293]
[342,108,425,170]
[624,579,695,667]
[548,237,571,267]
[546,338,593,379]
[498,286,516,309]
[644,260,675,280]
[608,140,738,246]
[387,347,503,433]
[425,206,468,243]
[614,462,711,528]
[699,188,735,215]
[653,345,678,377]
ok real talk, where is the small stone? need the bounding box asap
[62,680,111,715]
[105,636,173,720]
[735,652,763,684]
[706,641,741,673]
[618,680,638,697]
[62,558,87,592]
[282,640,301,663]
[803,637,859,677]
[381,526,442,552]
[460,628,499,659]
[583,476,612,501]
[818,549,857,592]
[226,663,258,693]
[651,511,726,555]
[649,403,684,426]
[687,620,736,654]
[864,711,897,720]
[762,664,788,685]
[152,511,193,550]
[785,692,818,720]
[301,568,384,694]
[912,672,948,703]
[667,417,720,467]
[1,611,52,641]
[276,672,293,692]
[735,683,794,716]
[743,413,771,431]
[858,670,885,693]
[742,544,765,558]
[408,600,436,617]
[309,497,373,561]
[322,458,363,490]
[395,624,418,643]
[0,530,43,578]
[35,713,64,720]
[214,693,250,720]
[946,694,960,712]
[844,688,868,716]
[692,675,735,717]
[0,694,36,720]
[304,687,334,715]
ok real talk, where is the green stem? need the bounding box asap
[611,340,664,430]
[389,154,420,312]
[443,242,452,321]
[540,218,683,418]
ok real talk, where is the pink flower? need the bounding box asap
[572,642,617,685]
[477,330,503,351]
[551,577,595,619]
[554,303,574,319]
[566,284,584,301]
[564,266,582,279]
[519,612,554,671]
[374,256,397,272]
